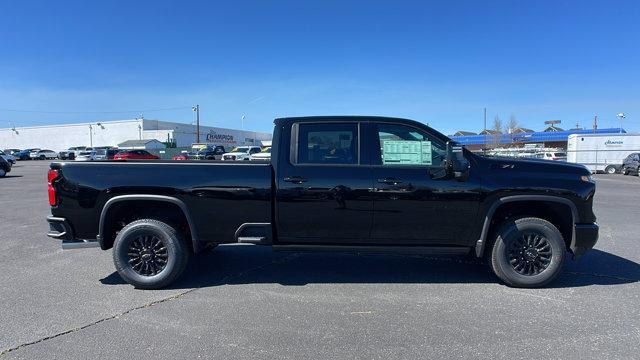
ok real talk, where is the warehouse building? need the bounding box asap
[0,119,272,151]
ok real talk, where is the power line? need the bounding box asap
[0,106,192,114]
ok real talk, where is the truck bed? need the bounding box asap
[49,160,273,245]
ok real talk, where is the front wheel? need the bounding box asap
[113,219,190,289]
[0,168,5,177]
[489,217,565,288]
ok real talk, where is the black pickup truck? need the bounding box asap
[47,116,598,289]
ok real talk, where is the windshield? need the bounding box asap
[230,147,250,153]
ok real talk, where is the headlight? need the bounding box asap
[580,175,594,183]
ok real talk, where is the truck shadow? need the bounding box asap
[100,246,640,289]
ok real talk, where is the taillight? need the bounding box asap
[48,169,59,206]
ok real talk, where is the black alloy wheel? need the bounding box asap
[506,232,552,276]
[489,217,565,288]
[113,219,190,289]
[127,235,168,276]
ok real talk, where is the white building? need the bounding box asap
[0,119,272,151]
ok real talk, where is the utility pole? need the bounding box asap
[193,105,200,143]
[593,115,598,132]
[89,124,93,147]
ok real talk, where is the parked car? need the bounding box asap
[75,150,98,161]
[94,148,119,160]
[542,151,567,161]
[47,116,598,290]
[0,155,12,177]
[621,152,640,176]
[16,148,40,160]
[30,149,58,160]
[222,146,262,161]
[113,150,160,160]
[172,152,193,161]
[4,149,20,156]
[250,146,271,161]
[59,147,84,160]
[0,150,16,164]
[192,146,226,160]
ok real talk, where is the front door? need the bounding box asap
[368,122,480,246]
[276,121,374,244]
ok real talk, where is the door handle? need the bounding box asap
[283,176,307,184]
[377,178,402,185]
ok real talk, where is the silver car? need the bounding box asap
[75,150,97,161]
[30,149,58,160]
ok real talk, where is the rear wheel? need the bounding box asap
[489,217,565,288]
[604,165,617,174]
[39,155,45,160]
[113,219,190,289]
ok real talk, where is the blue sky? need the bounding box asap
[0,0,638,134]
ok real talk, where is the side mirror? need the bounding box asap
[446,141,470,181]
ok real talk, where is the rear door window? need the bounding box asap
[293,123,358,165]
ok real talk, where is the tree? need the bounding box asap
[493,115,503,133]
[492,115,502,147]
[507,114,518,134]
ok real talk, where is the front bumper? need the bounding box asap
[570,223,599,259]
[47,216,99,249]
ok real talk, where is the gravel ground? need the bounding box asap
[0,161,638,359]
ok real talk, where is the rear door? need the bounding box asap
[367,122,480,246]
[276,121,374,244]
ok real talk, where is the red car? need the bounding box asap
[113,150,160,160]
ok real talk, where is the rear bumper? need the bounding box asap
[571,223,599,259]
[47,216,99,249]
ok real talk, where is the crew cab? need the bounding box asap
[46,116,599,289]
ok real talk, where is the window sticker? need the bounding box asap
[382,140,432,165]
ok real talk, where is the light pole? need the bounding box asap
[617,113,626,133]
[241,114,245,131]
[89,122,105,147]
[9,121,18,135]
[192,105,200,143]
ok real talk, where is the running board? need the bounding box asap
[272,245,471,255]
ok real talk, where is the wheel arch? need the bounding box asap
[98,195,200,252]
[475,195,579,258]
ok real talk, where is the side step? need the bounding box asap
[238,236,270,245]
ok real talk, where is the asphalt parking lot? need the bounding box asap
[1,161,639,359]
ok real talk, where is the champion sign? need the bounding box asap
[605,140,624,146]
[206,131,236,144]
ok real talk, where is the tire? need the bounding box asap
[0,168,5,177]
[604,165,617,174]
[489,217,565,288]
[39,155,45,160]
[113,219,190,289]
